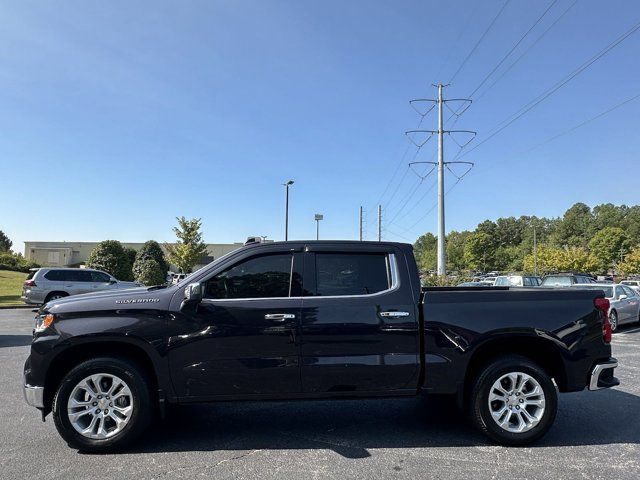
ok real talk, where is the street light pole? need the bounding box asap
[315,214,323,240]
[283,180,294,241]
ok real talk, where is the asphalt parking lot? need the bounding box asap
[1,308,639,479]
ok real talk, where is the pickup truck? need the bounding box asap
[23,240,619,452]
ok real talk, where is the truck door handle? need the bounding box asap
[380,311,410,318]
[264,313,296,321]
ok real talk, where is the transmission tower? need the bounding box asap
[405,84,475,276]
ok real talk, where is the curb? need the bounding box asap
[0,305,34,310]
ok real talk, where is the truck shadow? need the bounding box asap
[130,388,640,457]
[0,335,32,348]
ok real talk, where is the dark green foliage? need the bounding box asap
[133,257,166,286]
[0,230,12,252]
[0,252,40,272]
[86,240,134,280]
[133,241,169,284]
[413,203,640,274]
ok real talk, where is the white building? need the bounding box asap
[23,241,247,272]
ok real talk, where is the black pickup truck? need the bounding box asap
[23,240,619,452]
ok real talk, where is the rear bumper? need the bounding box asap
[588,358,619,391]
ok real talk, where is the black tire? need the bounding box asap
[45,291,68,303]
[52,357,152,453]
[469,355,558,446]
[609,310,618,332]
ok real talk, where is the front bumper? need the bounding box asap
[588,358,619,391]
[23,383,44,408]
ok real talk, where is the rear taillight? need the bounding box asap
[595,297,611,343]
[24,280,36,287]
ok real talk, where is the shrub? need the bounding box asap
[86,240,133,280]
[134,257,166,286]
[133,241,168,283]
[0,252,40,272]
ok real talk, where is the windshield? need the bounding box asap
[494,277,510,286]
[541,276,572,287]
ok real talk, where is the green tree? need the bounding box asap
[463,232,495,271]
[86,240,133,280]
[165,217,208,273]
[124,247,137,270]
[0,230,12,252]
[588,227,631,273]
[446,230,471,271]
[133,257,166,286]
[133,240,169,283]
[523,245,598,275]
[413,233,437,272]
[550,202,594,248]
[619,246,640,275]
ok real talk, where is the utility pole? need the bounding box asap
[406,85,475,276]
[533,225,538,276]
[359,206,363,241]
[436,84,445,276]
[377,205,382,241]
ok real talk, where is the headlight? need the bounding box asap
[35,313,55,333]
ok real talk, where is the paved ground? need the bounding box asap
[1,308,639,479]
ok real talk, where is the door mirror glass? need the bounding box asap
[184,282,203,302]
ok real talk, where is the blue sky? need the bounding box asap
[1,0,639,252]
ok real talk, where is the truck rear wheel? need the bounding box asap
[52,357,152,452]
[469,355,557,446]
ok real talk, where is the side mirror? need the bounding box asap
[181,282,203,311]
[109,279,117,285]
[619,294,628,300]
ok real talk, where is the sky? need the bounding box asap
[1,0,639,253]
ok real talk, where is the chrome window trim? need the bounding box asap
[199,252,400,302]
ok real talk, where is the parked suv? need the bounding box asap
[541,273,596,287]
[494,275,542,287]
[22,268,140,305]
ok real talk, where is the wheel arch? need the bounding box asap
[45,291,69,302]
[43,338,165,413]
[463,335,568,403]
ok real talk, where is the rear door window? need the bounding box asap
[312,253,391,296]
[91,271,111,283]
[44,270,65,281]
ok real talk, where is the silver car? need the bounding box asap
[621,280,640,293]
[22,267,140,305]
[575,283,640,331]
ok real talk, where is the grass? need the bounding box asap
[0,270,26,307]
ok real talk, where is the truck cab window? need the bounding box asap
[314,253,390,296]
[204,254,294,299]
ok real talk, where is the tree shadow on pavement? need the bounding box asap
[126,388,640,457]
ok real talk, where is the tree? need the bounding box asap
[588,227,631,273]
[0,230,12,252]
[413,233,437,272]
[124,247,137,270]
[133,257,166,286]
[446,230,471,271]
[619,246,640,275]
[133,240,169,284]
[549,203,593,248]
[463,232,495,271]
[523,245,598,275]
[165,217,208,273]
[86,240,133,280]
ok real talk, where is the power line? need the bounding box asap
[467,0,558,99]
[475,0,579,101]
[448,0,511,84]
[472,91,640,175]
[460,18,640,159]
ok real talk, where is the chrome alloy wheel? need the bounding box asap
[488,372,546,433]
[67,373,134,439]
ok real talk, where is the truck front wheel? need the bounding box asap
[52,357,152,452]
[470,355,558,446]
